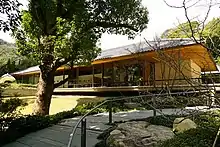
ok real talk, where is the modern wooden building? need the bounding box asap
[11,39,217,90]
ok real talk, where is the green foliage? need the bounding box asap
[159,127,217,147]
[0,109,77,146]
[78,100,138,114]
[0,98,27,117]
[96,112,220,147]
[159,111,220,147]
[14,0,148,115]
[0,40,38,76]
[14,0,149,69]
[204,18,220,61]
[161,21,200,38]
[0,0,21,32]
[0,102,104,146]
[0,82,28,118]
[161,18,220,61]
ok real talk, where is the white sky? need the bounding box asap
[0,0,219,50]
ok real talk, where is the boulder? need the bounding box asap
[107,121,174,147]
[173,117,197,133]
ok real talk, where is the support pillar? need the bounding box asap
[101,63,104,86]
[81,119,87,147]
[92,65,94,87]
[207,89,215,107]
[21,75,24,83]
[152,97,156,117]
[112,63,115,86]
[32,74,35,84]
[76,68,79,88]
[63,68,65,88]
[108,99,113,124]
[144,60,147,86]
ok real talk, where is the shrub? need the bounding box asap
[0,109,79,146]
[159,111,220,147]
[0,98,27,117]
[0,101,113,146]
[159,127,218,147]
[96,112,220,147]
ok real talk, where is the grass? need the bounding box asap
[18,95,104,115]
[2,83,37,97]
[1,84,104,115]
[2,89,36,97]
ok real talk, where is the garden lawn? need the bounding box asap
[5,95,104,115]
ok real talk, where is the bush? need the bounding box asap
[0,109,79,146]
[0,101,114,146]
[95,112,220,147]
[159,111,220,147]
[0,98,27,117]
[159,127,218,147]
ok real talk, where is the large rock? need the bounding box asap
[173,117,197,133]
[107,121,174,147]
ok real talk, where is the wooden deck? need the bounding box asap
[54,84,220,95]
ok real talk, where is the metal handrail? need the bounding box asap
[67,100,108,147]
[66,90,207,147]
[67,77,219,88]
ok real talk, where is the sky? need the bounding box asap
[0,0,219,50]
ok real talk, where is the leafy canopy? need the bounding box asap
[15,0,149,67]
[161,21,200,39]
[161,18,220,61]
[0,0,21,32]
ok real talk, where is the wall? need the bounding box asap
[54,75,68,88]
[154,59,201,86]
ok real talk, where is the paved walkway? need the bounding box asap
[3,108,195,147]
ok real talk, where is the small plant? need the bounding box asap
[0,98,27,118]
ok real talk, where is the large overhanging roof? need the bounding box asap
[11,66,40,76]
[95,38,196,60]
[11,38,213,76]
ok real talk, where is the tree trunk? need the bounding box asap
[33,68,55,115]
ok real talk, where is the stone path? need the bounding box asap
[3,108,192,147]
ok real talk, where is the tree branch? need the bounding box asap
[54,77,69,88]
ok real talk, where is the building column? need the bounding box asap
[101,64,104,86]
[76,68,79,88]
[63,68,65,88]
[144,60,148,86]
[112,63,115,86]
[21,75,24,83]
[92,65,94,87]
[32,74,35,84]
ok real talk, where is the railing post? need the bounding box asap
[109,99,113,124]
[81,119,86,147]
[152,97,156,117]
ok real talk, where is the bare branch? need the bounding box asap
[163,0,183,8]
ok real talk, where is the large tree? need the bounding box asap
[161,21,200,39]
[161,18,220,61]
[0,0,21,32]
[14,0,148,115]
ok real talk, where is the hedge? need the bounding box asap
[0,109,80,146]
[0,101,134,146]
